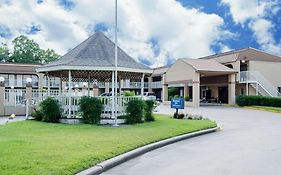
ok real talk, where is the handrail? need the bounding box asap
[239,71,281,97]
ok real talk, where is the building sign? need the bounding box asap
[171,98,185,109]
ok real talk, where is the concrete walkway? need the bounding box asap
[102,105,281,175]
[0,116,26,125]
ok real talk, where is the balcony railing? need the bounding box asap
[151,81,162,89]
[239,71,281,97]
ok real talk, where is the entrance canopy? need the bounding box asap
[36,32,152,81]
[165,58,237,107]
[166,58,237,84]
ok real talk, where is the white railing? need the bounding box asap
[126,82,148,88]
[151,81,162,89]
[239,71,281,97]
[26,96,141,119]
[4,89,26,106]
[32,89,60,98]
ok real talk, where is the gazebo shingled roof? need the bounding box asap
[36,32,152,81]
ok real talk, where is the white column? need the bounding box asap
[192,72,200,107]
[148,77,152,92]
[141,73,144,97]
[246,82,249,96]
[111,71,115,119]
[59,76,62,97]
[88,74,90,96]
[68,70,72,118]
[47,74,50,96]
[0,83,4,115]
[105,80,110,93]
[184,83,189,98]
[162,74,168,102]
[228,74,236,105]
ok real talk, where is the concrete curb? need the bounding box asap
[76,126,220,175]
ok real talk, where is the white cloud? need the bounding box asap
[0,0,233,67]
[221,0,281,55]
[249,18,281,55]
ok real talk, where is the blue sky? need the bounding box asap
[177,0,281,52]
[0,0,280,67]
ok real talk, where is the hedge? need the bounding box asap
[125,99,145,124]
[79,96,103,124]
[40,97,61,123]
[144,100,155,122]
[236,95,281,107]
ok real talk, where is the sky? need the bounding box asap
[0,0,280,67]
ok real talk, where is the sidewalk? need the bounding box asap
[0,116,26,125]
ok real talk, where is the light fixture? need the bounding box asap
[26,77,32,83]
[65,87,68,90]
[0,76,4,82]
[11,86,14,89]
[74,84,79,88]
[241,57,247,63]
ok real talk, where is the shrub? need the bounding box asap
[123,90,135,96]
[236,95,281,107]
[174,112,184,119]
[79,96,103,124]
[184,96,190,101]
[40,97,61,123]
[173,112,185,119]
[178,113,185,119]
[125,99,145,124]
[31,109,43,121]
[144,100,155,121]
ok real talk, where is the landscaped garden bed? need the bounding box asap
[0,115,216,175]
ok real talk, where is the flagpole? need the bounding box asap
[113,0,119,127]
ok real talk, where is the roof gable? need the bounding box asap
[40,32,150,70]
[181,58,236,73]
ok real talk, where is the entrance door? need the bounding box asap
[218,87,228,103]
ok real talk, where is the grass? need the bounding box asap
[0,115,216,175]
[245,106,281,113]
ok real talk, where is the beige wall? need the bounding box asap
[213,53,239,63]
[249,61,281,88]
[235,84,245,96]
[166,59,195,83]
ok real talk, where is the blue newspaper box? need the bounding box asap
[171,98,185,109]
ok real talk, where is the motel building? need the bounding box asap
[0,32,281,116]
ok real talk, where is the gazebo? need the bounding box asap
[36,32,152,118]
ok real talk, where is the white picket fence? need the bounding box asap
[26,94,141,119]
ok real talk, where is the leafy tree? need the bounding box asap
[41,48,60,64]
[0,43,10,62]
[10,35,60,64]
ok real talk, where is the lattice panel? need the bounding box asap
[45,70,147,82]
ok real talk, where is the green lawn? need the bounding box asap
[0,115,216,175]
[250,106,281,113]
